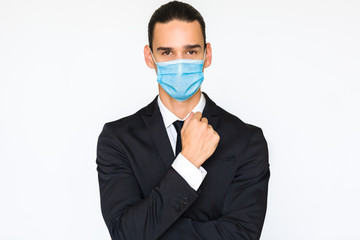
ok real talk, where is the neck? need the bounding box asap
[158,85,201,119]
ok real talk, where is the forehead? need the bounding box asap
[152,20,204,48]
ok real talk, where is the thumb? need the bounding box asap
[182,112,194,131]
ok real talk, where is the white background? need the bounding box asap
[1,0,359,239]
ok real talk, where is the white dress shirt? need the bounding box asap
[157,93,207,191]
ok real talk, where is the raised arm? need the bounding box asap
[160,127,270,240]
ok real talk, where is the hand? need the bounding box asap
[180,112,220,168]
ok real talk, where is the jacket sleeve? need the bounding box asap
[96,123,200,240]
[159,127,270,240]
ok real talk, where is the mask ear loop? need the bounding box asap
[150,49,158,65]
[203,48,207,61]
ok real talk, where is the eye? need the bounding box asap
[162,51,171,55]
[187,50,197,55]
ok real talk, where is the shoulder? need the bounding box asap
[103,111,141,132]
[203,92,264,137]
[97,105,151,157]
[214,104,268,161]
[101,98,155,134]
[216,104,264,137]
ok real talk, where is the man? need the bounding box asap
[96,1,270,239]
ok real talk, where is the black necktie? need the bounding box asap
[173,120,184,156]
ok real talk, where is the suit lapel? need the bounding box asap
[141,97,175,168]
[202,92,221,130]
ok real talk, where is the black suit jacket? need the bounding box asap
[96,93,270,240]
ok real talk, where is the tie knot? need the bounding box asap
[173,120,184,134]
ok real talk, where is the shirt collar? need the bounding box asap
[157,93,206,128]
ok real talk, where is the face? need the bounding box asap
[144,20,212,70]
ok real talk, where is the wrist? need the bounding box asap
[180,150,202,168]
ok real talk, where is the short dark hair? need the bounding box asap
[148,1,206,51]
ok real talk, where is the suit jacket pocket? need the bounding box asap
[203,155,235,166]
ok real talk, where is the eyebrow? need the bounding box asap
[184,44,202,50]
[156,44,202,51]
[156,47,172,51]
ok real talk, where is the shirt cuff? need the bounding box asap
[171,153,207,191]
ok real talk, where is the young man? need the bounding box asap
[96,1,270,239]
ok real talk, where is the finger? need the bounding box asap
[182,112,194,130]
[214,131,220,141]
[201,117,208,124]
[193,111,202,121]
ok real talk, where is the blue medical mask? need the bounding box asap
[151,50,206,102]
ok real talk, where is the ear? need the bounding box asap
[144,45,156,69]
[203,42,212,69]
